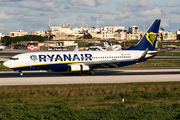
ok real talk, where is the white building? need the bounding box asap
[49,25,74,35]
[88,27,101,34]
[101,33,115,39]
[31,31,46,36]
[159,30,172,40]
[115,32,127,40]
[129,26,139,40]
[73,27,83,34]
[50,26,61,31]
[102,26,125,34]
[100,26,125,39]
[10,30,28,37]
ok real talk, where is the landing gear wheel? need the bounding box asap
[19,72,23,76]
[79,71,82,75]
[89,69,95,75]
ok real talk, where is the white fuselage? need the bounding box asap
[3,50,149,70]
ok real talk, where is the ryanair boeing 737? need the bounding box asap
[3,19,161,76]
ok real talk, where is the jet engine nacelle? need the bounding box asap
[68,64,89,74]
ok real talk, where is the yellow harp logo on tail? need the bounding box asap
[146,32,158,46]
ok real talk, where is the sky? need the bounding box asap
[0,0,180,35]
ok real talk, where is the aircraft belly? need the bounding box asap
[116,61,137,67]
[115,56,153,67]
[13,63,69,71]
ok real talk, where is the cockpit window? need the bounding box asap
[10,58,19,60]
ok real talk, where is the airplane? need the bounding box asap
[3,19,161,76]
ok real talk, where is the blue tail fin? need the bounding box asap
[126,19,161,51]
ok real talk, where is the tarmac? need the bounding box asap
[0,69,180,86]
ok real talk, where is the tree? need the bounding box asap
[1,36,13,45]
[83,33,92,39]
[2,35,45,45]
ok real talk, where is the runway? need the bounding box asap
[0,69,180,86]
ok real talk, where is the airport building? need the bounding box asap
[17,40,78,51]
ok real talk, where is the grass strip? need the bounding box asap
[0,82,180,107]
[1,103,180,119]
[1,82,180,119]
[121,59,180,68]
[0,61,11,71]
[156,52,180,56]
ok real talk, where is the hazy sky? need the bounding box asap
[0,0,180,34]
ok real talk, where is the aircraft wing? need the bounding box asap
[85,59,133,68]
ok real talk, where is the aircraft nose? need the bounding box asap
[3,61,11,68]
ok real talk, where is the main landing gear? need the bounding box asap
[89,69,95,75]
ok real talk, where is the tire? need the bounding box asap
[89,69,95,75]
[19,72,23,76]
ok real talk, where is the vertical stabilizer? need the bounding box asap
[126,19,161,51]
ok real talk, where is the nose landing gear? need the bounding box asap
[19,72,23,76]
[17,70,23,76]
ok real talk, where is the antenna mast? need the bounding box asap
[143,25,145,32]
[81,15,83,28]
[97,19,98,28]
[49,17,51,27]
